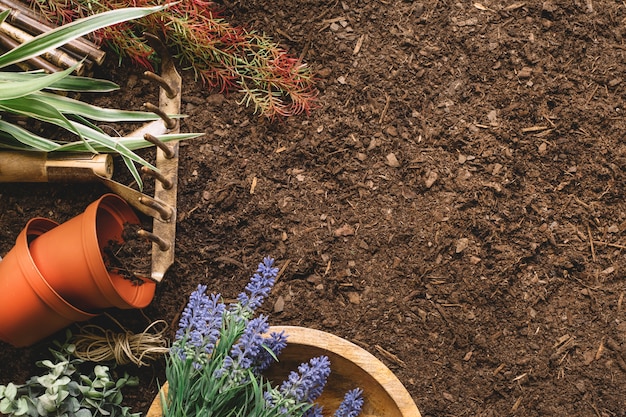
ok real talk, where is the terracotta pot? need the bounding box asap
[0,218,97,347]
[28,193,156,312]
[146,325,421,417]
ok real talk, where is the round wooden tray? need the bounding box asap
[146,325,421,417]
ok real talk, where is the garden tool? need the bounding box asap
[0,149,171,221]
[0,35,182,283]
[0,151,113,182]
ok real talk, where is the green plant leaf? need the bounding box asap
[75,409,92,417]
[83,398,98,409]
[84,390,104,400]
[79,375,92,385]
[34,91,176,122]
[124,377,138,387]
[39,360,56,369]
[0,6,167,69]
[97,406,111,416]
[55,133,202,152]
[0,9,8,24]
[121,154,143,190]
[0,96,81,140]
[13,398,29,416]
[0,397,14,414]
[114,378,128,389]
[109,391,122,405]
[69,122,157,171]
[36,393,57,414]
[3,383,17,401]
[55,376,72,387]
[37,375,57,388]
[65,342,76,355]
[68,397,81,412]
[58,390,70,403]
[0,65,75,100]
[0,72,120,92]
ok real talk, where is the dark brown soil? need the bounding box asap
[104,223,154,284]
[3,1,626,416]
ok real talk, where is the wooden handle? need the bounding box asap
[0,151,113,182]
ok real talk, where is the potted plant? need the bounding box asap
[145,257,421,417]
[260,326,421,417]
[0,4,200,188]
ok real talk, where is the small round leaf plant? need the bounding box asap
[0,333,140,417]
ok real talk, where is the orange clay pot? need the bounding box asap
[0,218,96,347]
[28,193,156,312]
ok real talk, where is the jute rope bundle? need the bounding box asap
[73,314,170,367]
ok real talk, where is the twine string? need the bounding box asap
[73,314,170,367]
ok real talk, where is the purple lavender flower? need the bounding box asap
[235,257,279,314]
[279,356,331,403]
[173,284,225,361]
[214,315,269,379]
[255,330,288,372]
[229,315,269,368]
[263,387,318,416]
[334,388,364,417]
[305,404,324,417]
[175,284,208,339]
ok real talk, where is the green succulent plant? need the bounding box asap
[0,333,139,417]
[0,5,201,187]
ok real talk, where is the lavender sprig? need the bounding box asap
[255,330,288,372]
[213,315,269,382]
[261,356,331,417]
[164,257,364,417]
[232,256,279,317]
[279,356,331,403]
[334,388,364,417]
[305,404,324,417]
[171,285,224,368]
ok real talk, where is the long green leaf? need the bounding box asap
[121,155,143,190]
[0,65,75,100]
[0,5,166,69]
[56,133,203,152]
[0,120,61,151]
[34,91,182,122]
[0,9,9,24]
[69,121,157,171]
[0,96,81,139]
[69,114,105,134]
[0,71,120,92]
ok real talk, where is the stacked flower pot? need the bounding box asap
[0,194,155,347]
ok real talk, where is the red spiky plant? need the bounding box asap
[28,0,318,118]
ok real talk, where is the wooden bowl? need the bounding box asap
[146,325,421,417]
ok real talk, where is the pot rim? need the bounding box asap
[268,325,421,417]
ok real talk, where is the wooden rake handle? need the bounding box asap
[0,151,112,182]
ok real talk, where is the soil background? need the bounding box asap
[2,1,626,416]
